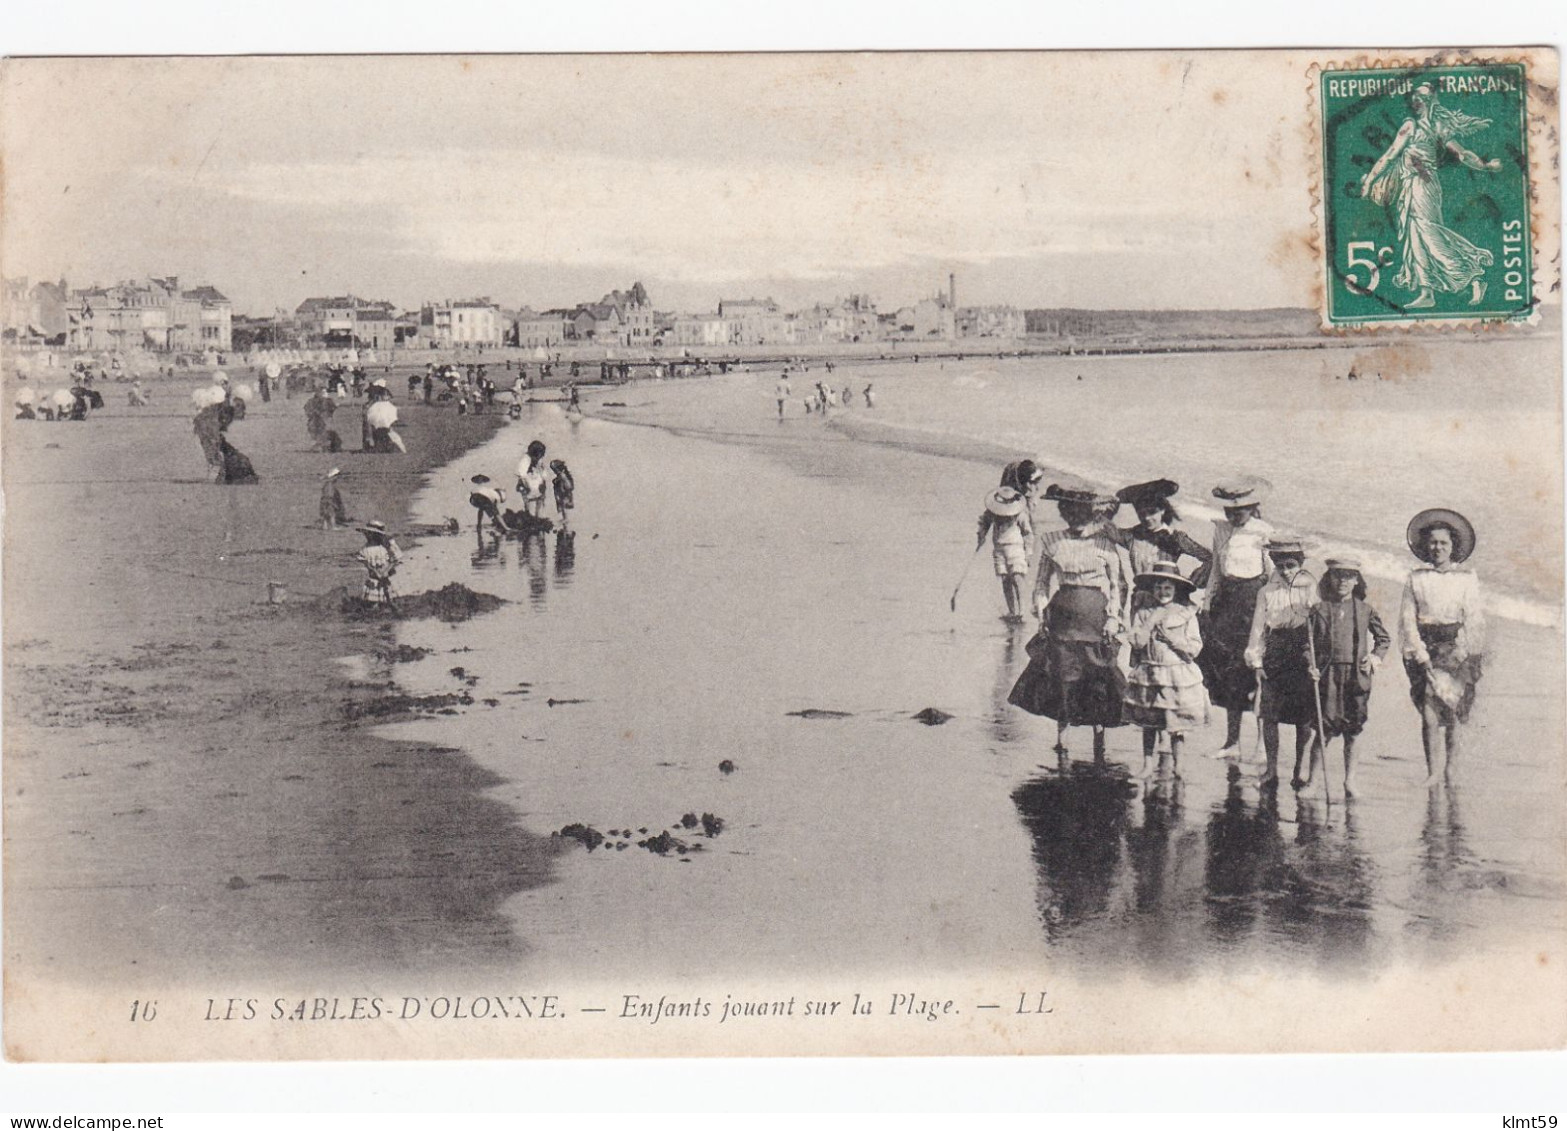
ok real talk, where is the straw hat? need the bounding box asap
[1133,560,1196,593]
[1265,535,1309,557]
[324,467,341,480]
[984,486,1026,518]
[1213,476,1272,508]
[1407,508,1476,564]
[1044,482,1114,506]
[470,473,492,485]
[1116,478,1179,508]
[359,520,388,538]
[1323,554,1363,574]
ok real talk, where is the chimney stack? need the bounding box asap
[948,273,956,310]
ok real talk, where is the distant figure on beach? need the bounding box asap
[517,439,549,518]
[1113,479,1212,606]
[319,468,349,530]
[304,386,337,452]
[1009,484,1129,758]
[1124,561,1207,779]
[193,389,234,481]
[1198,478,1275,754]
[976,480,1034,622]
[364,399,406,453]
[468,474,511,536]
[1400,508,1485,785]
[1305,555,1390,796]
[842,384,853,407]
[775,375,791,419]
[863,384,875,408]
[802,395,815,415]
[1359,82,1501,310]
[127,379,149,407]
[1243,536,1318,787]
[550,459,575,531]
[356,521,402,605]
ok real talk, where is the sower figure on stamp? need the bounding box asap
[1360,82,1501,310]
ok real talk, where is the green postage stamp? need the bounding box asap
[1318,61,1533,327]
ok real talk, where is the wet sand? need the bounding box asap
[3,386,560,986]
[379,372,1564,985]
[3,358,1563,1057]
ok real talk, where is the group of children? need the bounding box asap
[465,438,576,537]
[981,467,1453,795]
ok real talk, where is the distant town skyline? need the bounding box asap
[0,53,1373,317]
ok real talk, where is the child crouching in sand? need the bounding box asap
[1124,561,1207,778]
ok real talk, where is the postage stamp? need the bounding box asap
[1318,61,1534,327]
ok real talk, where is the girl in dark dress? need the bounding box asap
[1198,478,1275,753]
[1243,536,1318,786]
[1009,485,1129,759]
[1304,556,1390,796]
[1114,479,1213,608]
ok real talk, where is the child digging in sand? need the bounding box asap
[1124,561,1207,779]
[1304,555,1390,796]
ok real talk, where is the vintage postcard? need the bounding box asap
[2,49,1562,1063]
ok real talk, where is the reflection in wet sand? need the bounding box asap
[1014,763,1393,971]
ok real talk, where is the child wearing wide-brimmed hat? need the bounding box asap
[976,478,1035,622]
[356,521,403,604]
[1399,507,1485,785]
[1124,561,1207,779]
[1304,555,1390,796]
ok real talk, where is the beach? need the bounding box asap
[3,346,1564,1057]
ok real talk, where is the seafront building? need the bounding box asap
[421,298,504,348]
[2,277,73,344]
[49,276,234,353]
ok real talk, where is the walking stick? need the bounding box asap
[1305,611,1331,805]
[1252,670,1266,763]
[950,541,985,612]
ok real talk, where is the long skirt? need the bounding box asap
[1404,623,1482,725]
[218,439,259,485]
[1260,624,1314,727]
[1009,586,1125,728]
[1197,575,1266,712]
[1316,663,1372,738]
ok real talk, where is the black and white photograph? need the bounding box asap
[2,46,1563,1066]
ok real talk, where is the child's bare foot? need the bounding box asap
[1137,758,1154,779]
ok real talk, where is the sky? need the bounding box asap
[0,51,1374,316]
